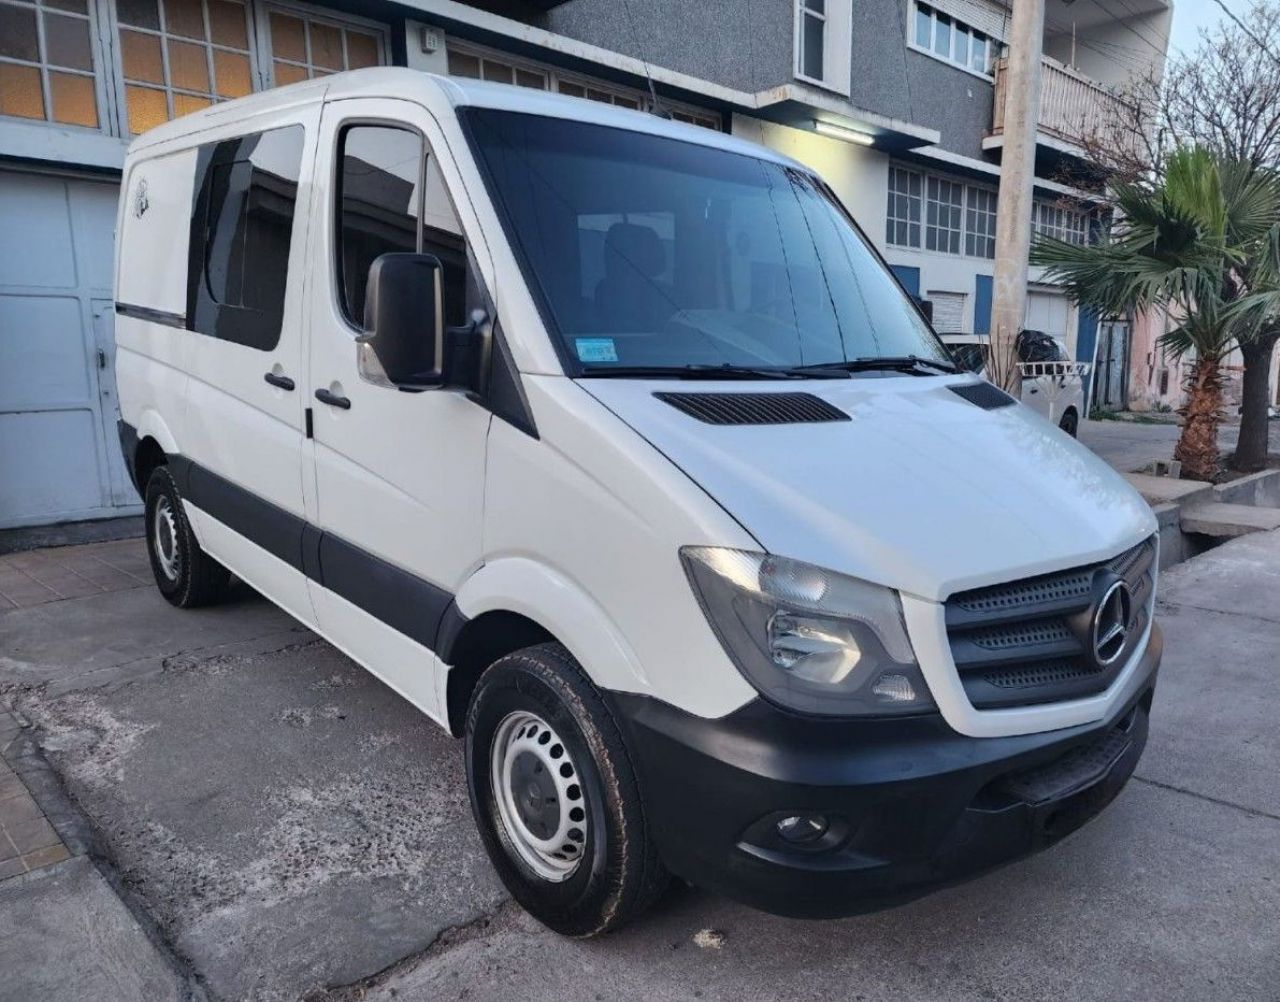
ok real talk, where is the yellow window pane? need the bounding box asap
[49,71,97,127]
[447,51,480,79]
[586,88,612,104]
[126,84,168,133]
[168,38,210,92]
[163,0,205,40]
[0,63,45,120]
[269,13,304,61]
[309,22,342,70]
[120,29,164,84]
[345,31,379,69]
[213,49,250,98]
[208,0,247,49]
[173,92,210,116]
[273,60,307,86]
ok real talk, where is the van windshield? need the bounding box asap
[462,108,952,377]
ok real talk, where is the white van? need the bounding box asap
[114,69,1161,935]
[942,332,1087,436]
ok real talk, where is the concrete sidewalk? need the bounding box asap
[0,532,1277,1001]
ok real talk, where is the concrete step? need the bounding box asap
[1123,473,1215,508]
[1180,502,1280,538]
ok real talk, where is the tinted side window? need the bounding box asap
[336,124,469,329]
[187,125,304,350]
[336,125,423,325]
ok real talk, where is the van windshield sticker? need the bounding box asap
[575,338,618,363]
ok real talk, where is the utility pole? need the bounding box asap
[989,0,1045,396]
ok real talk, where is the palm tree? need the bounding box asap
[1031,148,1279,481]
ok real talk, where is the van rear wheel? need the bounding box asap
[144,466,231,608]
[464,643,668,936]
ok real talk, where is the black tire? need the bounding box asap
[1059,409,1079,437]
[464,642,668,936]
[143,465,231,608]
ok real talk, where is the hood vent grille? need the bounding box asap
[949,382,1016,410]
[655,391,850,425]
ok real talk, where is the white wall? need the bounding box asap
[731,115,889,237]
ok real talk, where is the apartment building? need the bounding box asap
[0,0,1171,528]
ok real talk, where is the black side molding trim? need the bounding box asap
[318,532,452,650]
[171,453,462,655]
[115,302,188,329]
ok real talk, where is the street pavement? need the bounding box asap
[1,524,1278,1000]
[1078,415,1280,474]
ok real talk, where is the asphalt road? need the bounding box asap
[0,531,1277,1001]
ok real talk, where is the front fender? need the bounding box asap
[453,556,651,696]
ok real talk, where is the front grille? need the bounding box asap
[945,538,1157,709]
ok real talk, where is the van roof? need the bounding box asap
[126,67,800,169]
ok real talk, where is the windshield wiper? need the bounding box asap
[788,355,960,376]
[578,364,832,380]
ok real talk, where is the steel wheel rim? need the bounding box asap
[490,710,587,882]
[153,495,180,582]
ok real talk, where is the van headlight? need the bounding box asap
[680,547,934,717]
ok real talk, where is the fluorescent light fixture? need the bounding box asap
[814,121,877,147]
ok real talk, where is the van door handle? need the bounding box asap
[314,387,351,410]
[264,372,295,390]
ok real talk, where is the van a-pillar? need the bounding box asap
[989,0,1046,399]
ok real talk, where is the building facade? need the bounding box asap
[0,0,1173,528]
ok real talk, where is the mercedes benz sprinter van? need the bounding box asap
[114,69,1161,936]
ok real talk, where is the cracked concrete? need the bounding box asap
[1,533,1278,1001]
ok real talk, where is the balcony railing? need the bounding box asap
[992,55,1140,155]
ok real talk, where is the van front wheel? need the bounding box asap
[144,466,231,608]
[464,643,668,936]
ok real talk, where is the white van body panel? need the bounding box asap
[117,148,199,317]
[579,375,1156,602]
[470,375,759,718]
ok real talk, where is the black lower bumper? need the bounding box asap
[613,625,1160,919]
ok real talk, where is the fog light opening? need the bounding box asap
[871,672,917,703]
[776,813,828,845]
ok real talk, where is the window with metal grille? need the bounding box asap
[926,175,963,254]
[886,165,922,248]
[912,1,993,77]
[265,6,383,87]
[117,0,254,134]
[965,185,997,258]
[1032,200,1090,245]
[797,0,825,80]
[445,41,720,130]
[0,0,100,128]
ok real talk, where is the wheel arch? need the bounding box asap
[443,557,651,736]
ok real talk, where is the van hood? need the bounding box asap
[579,376,1155,601]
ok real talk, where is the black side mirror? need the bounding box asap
[361,253,443,387]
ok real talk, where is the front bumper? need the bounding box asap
[613,624,1161,919]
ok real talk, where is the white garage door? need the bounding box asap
[1025,290,1072,347]
[0,170,139,529]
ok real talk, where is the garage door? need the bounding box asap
[0,170,139,529]
[1025,290,1072,346]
